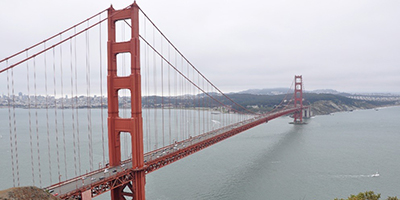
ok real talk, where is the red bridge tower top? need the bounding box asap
[293,75,304,123]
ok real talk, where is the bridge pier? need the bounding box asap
[303,106,312,118]
[82,190,92,200]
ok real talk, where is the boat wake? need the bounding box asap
[332,172,380,179]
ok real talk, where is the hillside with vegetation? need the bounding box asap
[301,93,397,115]
[228,92,398,115]
[334,191,398,200]
[142,92,399,115]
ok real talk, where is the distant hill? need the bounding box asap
[142,92,399,115]
[310,89,343,95]
[238,88,290,95]
[239,88,400,97]
[239,88,348,96]
[225,92,398,115]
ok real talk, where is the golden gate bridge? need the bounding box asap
[0,2,307,199]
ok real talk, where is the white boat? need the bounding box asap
[371,172,380,177]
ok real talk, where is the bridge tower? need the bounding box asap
[107,2,145,200]
[293,75,304,124]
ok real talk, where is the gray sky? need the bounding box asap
[1,0,399,94]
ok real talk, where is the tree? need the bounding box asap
[334,191,399,200]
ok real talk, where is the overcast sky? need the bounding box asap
[1,0,399,94]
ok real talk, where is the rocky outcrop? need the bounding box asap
[0,186,60,200]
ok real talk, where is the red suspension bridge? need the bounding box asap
[0,2,308,200]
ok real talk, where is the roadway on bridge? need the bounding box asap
[47,107,301,198]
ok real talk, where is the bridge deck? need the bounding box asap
[47,107,303,199]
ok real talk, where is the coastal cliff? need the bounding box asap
[310,100,379,115]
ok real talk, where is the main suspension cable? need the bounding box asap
[138,7,256,115]
[139,35,248,115]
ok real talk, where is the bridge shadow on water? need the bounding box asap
[144,118,310,200]
[213,120,309,200]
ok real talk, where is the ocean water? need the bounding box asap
[1,106,399,199]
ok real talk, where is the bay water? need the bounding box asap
[145,106,400,200]
[0,106,399,199]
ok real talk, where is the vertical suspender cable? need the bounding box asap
[182,56,184,137]
[186,62,189,137]
[197,74,200,135]
[33,57,42,187]
[202,75,205,133]
[186,63,190,136]
[178,56,182,140]
[207,83,209,132]
[153,27,158,149]
[192,65,198,135]
[86,23,93,172]
[53,47,61,182]
[193,67,196,136]
[211,86,214,130]
[191,64,194,136]
[205,80,207,131]
[146,28,151,148]
[99,14,106,166]
[161,35,165,147]
[184,59,187,138]
[74,28,82,175]
[7,61,16,187]
[168,44,171,145]
[177,54,181,141]
[60,35,68,180]
[181,58,188,139]
[70,36,78,177]
[44,42,53,184]
[180,56,182,138]
[27,51,35,185]
[11,67,19,186]
[147,41,151,151]
[143,17,148,152]
[144,19,150,152]
[211,85,213,130]
[192,64,196,136]
[174,51,178,142]
[180,57,184,140]
[192,70,198,135]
